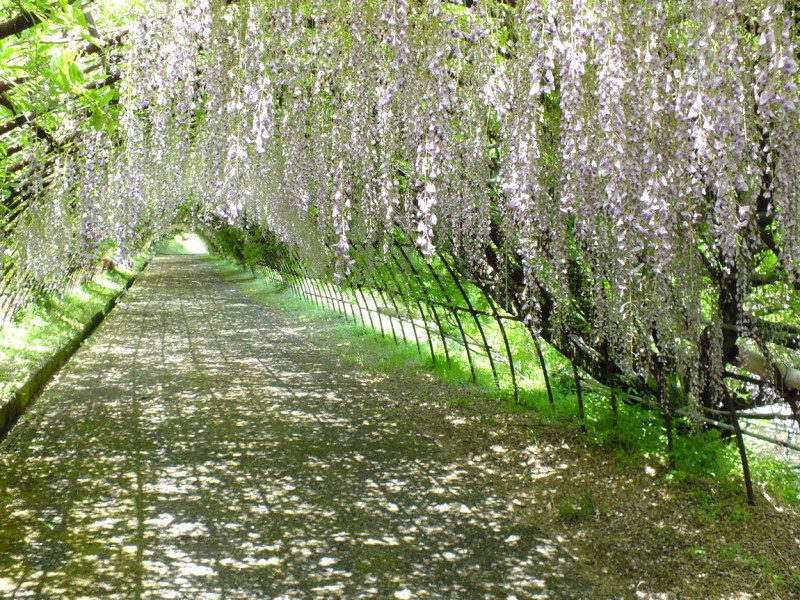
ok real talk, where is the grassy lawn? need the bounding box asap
[0,254,150,401]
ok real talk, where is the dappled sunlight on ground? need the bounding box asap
[0,256,588,599]
[1,255,797,599]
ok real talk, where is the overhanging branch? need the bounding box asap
[0,0,87,43]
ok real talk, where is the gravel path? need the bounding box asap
[0,255,592,599]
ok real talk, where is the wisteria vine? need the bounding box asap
[4,0,800,415]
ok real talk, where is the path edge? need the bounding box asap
[0,255,152,440]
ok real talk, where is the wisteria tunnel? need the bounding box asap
[1,0,800,597]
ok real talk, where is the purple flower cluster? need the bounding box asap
[6,0,799,400]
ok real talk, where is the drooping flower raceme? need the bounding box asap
[4,0,799,404]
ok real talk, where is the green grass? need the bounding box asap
[207,253,800,507]
[0,254,149,399]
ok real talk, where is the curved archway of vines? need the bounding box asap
[2,0,800,502]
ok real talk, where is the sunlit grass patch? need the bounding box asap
[0,254,149,399]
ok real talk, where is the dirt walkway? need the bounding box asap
[0,255,796,599]
[0,256,590,599]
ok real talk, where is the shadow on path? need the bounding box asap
[0,255,593,599]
